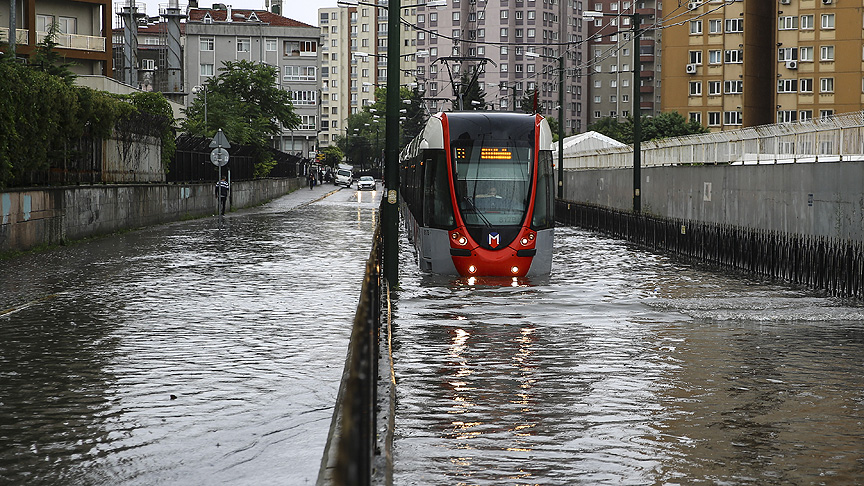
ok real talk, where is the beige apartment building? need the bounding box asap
[662,0,863,131]
[1,0,113,76]
[317,3,420,150]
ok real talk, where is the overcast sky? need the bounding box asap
[139,0,332,27]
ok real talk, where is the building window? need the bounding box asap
[820,46,834,61]
[141,59,155,70]
[708,80,721,96]
[284,65,317,81]
[778,47,798,61]
[820,109,834,119]
[709,19,722,34]
[800,15,814,30]
[708,112,721,126]
[200,63,214,76]
[778,16,798,30]
[724,111,742,126]
[689,112,702,123]
[237,37,251,52]
[778,79,798,93]
[820,77,834,93]
[200,37,214,51]
[799,78,813,93]
[725,49,743,64]
[689,50,702,65]
[800,46,814,62]
[725,18,743,33]
[777,111,797,123]
[821,14,835,30]
[690,20,702,35]
[708,49,722,64]
[724,80,743,94]
[689,81,702,96]
[799,110,813,122]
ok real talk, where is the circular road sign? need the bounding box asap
[210,148,229,167]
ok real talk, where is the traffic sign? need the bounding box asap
[210,147,229,166]
[209,128,231,149]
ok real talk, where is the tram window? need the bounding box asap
[423,151,455,229]
[532,150,554,229]
[453,142,532,226]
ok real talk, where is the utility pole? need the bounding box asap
[383,0,401,286]
[8,0,16,56]
[632,12,642,214]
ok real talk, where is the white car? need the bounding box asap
[357,175,376,191]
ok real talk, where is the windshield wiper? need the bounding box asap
[462,196,492,227]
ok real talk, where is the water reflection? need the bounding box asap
[393,227,864,485]
[0,188,380,485]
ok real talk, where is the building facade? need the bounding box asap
[317,2,420,150]
[1,0,113,76]
[662,0,863,131]
[184,6,320,156]
[586,0,661,125]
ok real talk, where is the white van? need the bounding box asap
[334,164,353,187]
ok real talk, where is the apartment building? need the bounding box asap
[184,6,320,156]
[317,2,420,149]
[662,0,862,131]
[1,0,113,76]
[586,0,661,125]
[412,0,589,134]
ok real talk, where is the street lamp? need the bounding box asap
[584,9,643,213]
[525,51,565,200]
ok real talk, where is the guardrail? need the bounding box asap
[319,214,387,486]
[565,111,864,169]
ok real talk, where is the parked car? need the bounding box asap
[357,175,376,191]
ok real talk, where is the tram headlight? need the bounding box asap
[468,265,477,274]
[520,237,529,246]
[511,266,520,274]
[451,231,468,246]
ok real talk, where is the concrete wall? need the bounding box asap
[0,178,303,253]
[562,161,864,241]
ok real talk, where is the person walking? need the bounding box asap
[216,177,230,214]
[308,172,315,190]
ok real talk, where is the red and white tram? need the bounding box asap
[400,112,555,277]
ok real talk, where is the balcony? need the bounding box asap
[37,31,106,52]
[0,27,29,45]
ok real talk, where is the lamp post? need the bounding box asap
[584,9,642,213]
[526,51,565,199]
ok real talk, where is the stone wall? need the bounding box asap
[0,178,303,253]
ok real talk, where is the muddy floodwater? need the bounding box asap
[0,186,380,485]
[392,227,864,485]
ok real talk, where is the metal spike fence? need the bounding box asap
[556,200,864,299]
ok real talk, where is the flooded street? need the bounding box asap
[0,184,381,485]
[392,228,864,485]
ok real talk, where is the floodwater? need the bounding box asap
[392,227,864,485]
[0,184,382,485]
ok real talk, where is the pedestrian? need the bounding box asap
[308,172,315,189]
[215,177,230,214]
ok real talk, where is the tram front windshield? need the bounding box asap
[452,139,532,227]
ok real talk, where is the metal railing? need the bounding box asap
[0,27,29,45]
[34,31,106,52]
[321,219,385,486]
[566,111,864,169]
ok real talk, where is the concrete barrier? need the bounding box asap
[0,178,303,253]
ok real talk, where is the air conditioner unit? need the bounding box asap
[686,63,697,74]
[687,1,701,9]
[786,60,798,69]
[822,0,832,4]
[780,0,790,4]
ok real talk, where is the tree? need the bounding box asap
[454,70,485,110]
[30,22,76,84]
[181,60,300,176]
[319,145,344,167]
[588,112,708,144]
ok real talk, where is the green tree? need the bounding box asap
[454,70,486,110]
[181,60,300,176]
[589,112,708,144]
[587,117,627,143]
[30,22,75,83]
[320,145,344,167]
